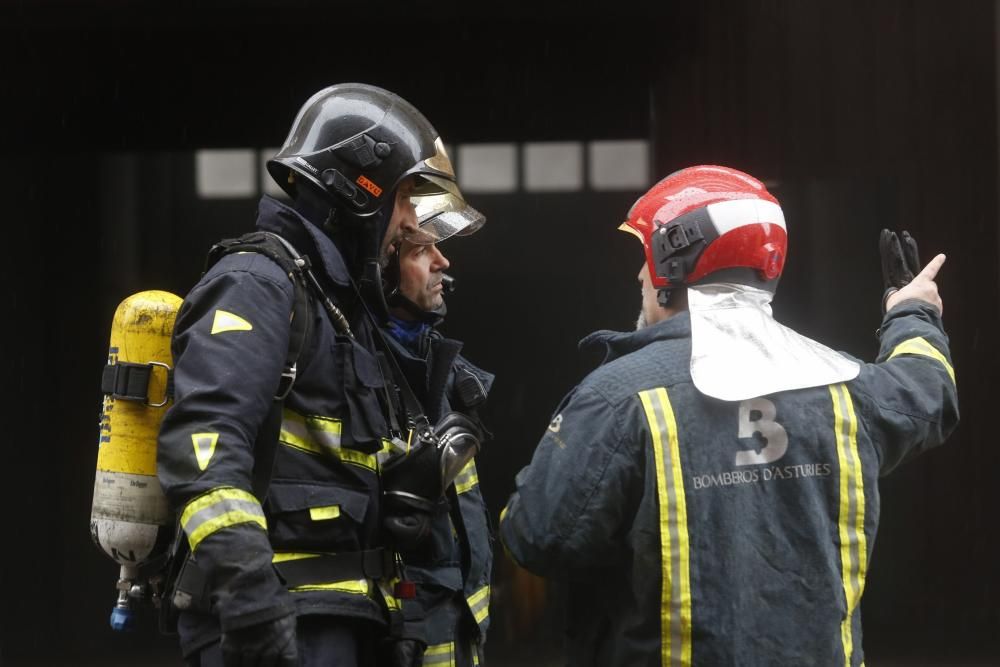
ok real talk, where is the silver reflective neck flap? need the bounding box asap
[688,283,860,401]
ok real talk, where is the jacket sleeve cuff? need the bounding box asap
[219,598,296,633]
[192,524,295,632]
[884,298,941,320]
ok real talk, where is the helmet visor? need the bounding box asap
[406,175,486,244]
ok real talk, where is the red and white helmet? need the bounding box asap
[619,165,787,293]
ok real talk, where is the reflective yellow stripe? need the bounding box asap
[191,432,219,471]
[376,438,398,468]
[499,505,509,523]
[211,309,252,334]
[375,577,403,612]
[887,336,955,384]
[382,589,401,611]
[279,409,379,471]
[338,448,379,470]
[639,387,692,667]
[829,384,868,667]
[272,551,321,564]
[467,584,489,606]
[454,459,480,494]
[287,579,370,594]
[467,584,490,625]
[271,551,377,596]
[423,642,455,667]
[279,410,340,454]
[309,505,340,521]
[180,487,266,552]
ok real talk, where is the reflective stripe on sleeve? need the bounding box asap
[423,642,456,667]
[454,459,480,494]
[638,387,692,667]
[467,584,490,627]
[887,336,955,384]
[829,383,868,667]
[279,409,379,471]
[180,486,266,552]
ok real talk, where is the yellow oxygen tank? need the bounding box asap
[90,290,182,630]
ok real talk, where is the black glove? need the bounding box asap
[379,638,425,667]
[220,613,299,667]
[879,229,921,312]
[383,493,437,551]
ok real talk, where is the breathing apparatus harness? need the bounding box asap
[163,229,481,628]
[161,230,400,631]
[95,229,329,633]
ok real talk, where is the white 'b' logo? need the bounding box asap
[735,398,788,466]
[548,414,563,433]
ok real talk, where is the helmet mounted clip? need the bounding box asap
[320,169,370,210]
[651,208,716,285]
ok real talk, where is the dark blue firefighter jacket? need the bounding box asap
[500,301,958,666]
[382,327,494,664]
[158,197,400,656]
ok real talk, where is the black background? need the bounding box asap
[2,1,998,664]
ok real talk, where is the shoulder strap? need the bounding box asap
[206,231,313,399]
[349,280,435,441]
[205,231,321,500]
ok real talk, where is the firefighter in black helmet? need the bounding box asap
[158,83,483,667]
[267,83,482,319]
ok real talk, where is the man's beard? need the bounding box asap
[635,309,648,331]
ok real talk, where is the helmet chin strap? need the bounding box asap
[359,188,401,323]
[303,184,396,323]
[359,258,392,322]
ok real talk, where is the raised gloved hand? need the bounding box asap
[220,613,298,667]
[879,229,922,312]
[885,253,946,315]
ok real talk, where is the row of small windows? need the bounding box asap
[195,140,650,199]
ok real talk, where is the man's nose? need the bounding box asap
[434,247,450,271]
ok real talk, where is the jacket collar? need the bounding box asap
[382,324,463,423]
[254,195,352,287]
[384,323,463,365]
[579,311,691,365]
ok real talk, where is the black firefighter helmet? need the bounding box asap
[266,82,481,237]
[266,84,482,319]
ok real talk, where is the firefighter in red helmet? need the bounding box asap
[500,165,958,665]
